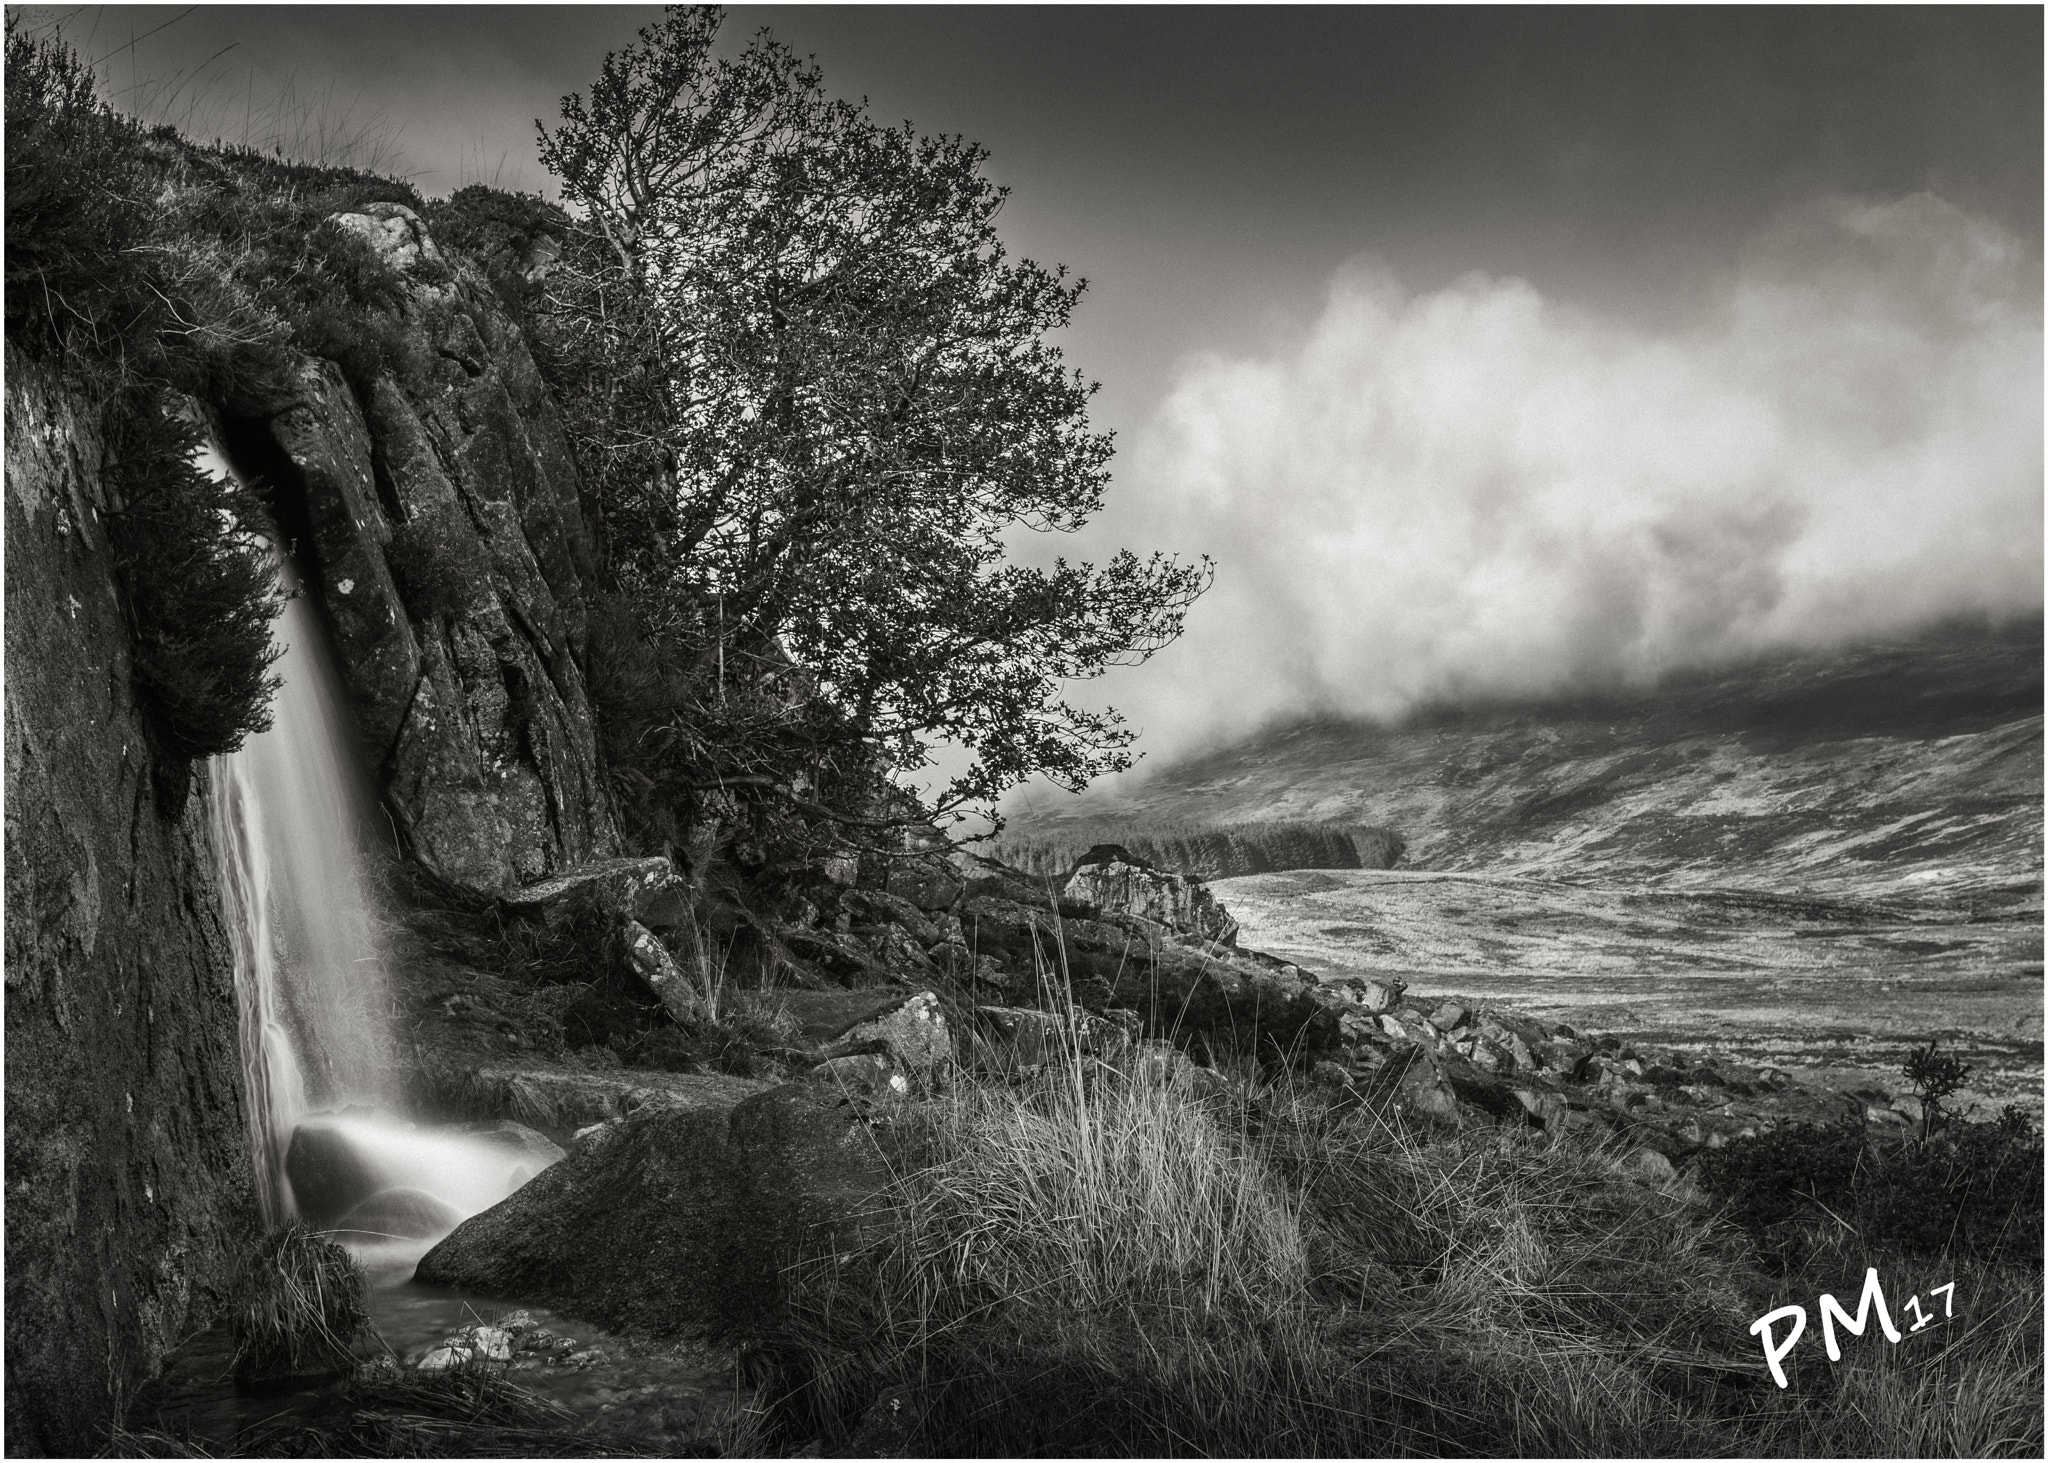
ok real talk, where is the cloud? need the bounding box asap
[1079,192,2041,768]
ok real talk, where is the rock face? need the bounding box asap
[1062,845,1240,946]
[253,214,615,894]
[415,1083,891,1338]
[5,351,258,1454]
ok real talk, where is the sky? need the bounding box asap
[29,3,2045,796]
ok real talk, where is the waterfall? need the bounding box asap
[207,540,400,1221]
[201,442,556,1265]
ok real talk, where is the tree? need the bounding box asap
[534,5,1208,850]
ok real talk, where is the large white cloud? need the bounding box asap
[1079,192,2041,767]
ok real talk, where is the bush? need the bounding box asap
[104,386,282,805]
[1696,1109,2045,1265]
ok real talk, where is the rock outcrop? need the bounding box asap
[415,1083,891,1338]
[5,351,258,1454]
[250,209,615,894]
[1061,844,1239,946]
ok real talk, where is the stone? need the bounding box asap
[975,1005,1133,1072]
[1512,1087,1569,1130]
[332,1187,466,1243]
[453,1063,769,1132]
[623,919,705,1025]
[778,988,952,1075]
[285,1114,389,1227]
[443,1119,567,1172]
[415,1084,892,1338]
[1366,1046,1462,1128]
[809,1053,912,1099]
[1890,1094,1926,1126]
[1428,1001,1470,1033]
[1621,1149,1678,1185]
[504,856,673,925]
[1357,978,1406,1013]
[330,202,445,273]
[886,855,967,912]
[1060,846,1239,946]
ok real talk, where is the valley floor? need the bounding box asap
[1218,867,2045,1113]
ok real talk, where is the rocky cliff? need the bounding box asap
[240,201,616,894]
[4,351,258,1456]
[2,192,623,1450]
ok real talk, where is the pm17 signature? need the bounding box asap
[1747,1268,1955,1388]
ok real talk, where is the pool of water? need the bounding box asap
[128,1240,751,1454]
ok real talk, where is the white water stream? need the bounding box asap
[200,444,552,1259]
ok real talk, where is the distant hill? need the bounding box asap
[1002,617,2043,911]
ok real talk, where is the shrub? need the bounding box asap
[2,16,150,356]
[1903,1038,1973,1136]
[1696,1109,2045,1265]
[103,386,282,806]
[225,1224,370,1383]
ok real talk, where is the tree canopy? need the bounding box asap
[535,5,1208,845]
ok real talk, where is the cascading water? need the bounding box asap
[200,443,554,1271]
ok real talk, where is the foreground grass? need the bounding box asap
[766,1055,2044,1457]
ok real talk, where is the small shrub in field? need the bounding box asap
[226,1224,370,1382]
[1696,1110,2044,1265]
[1693,1121,1866,1230]
[1903,1038,1972,1136]
[1859,1109,2044,1262]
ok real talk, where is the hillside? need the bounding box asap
[1008,618,2042,907]
[1005,619,2044,1106]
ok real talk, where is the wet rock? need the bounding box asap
[331,1186,465,1242]
[415,1084,892,1338]
[286,1115,389,1227]
[453,1062,769,1131]
[1060,845,1239,946]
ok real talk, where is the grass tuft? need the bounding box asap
[224,1224,371,1384]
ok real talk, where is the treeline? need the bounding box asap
[993,820,1405,880]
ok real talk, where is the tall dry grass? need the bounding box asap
[766,1034,2043,1457]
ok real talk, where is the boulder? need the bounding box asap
[886,855,967,912]
[1427,1001,1470,1034]
[973,1005,1137,1073]
[778,988,951,1075]
[329,202,445,273]
[1060,846,1239,946]
[415,1084,892,1338]
[1356,978,1407,1013]
[1365,1046,1462,1128]
[450,1063,768,1132]
[285,1113,389,1226]
[1100,939,1339,1057]
[331,1187,466,1243]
